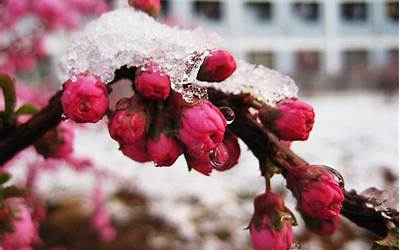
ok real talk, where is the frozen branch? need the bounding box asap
[0,67,397,239]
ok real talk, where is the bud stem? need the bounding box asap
[264,175,271,192]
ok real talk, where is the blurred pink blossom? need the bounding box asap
[2,199,40,250]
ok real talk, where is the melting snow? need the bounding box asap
[59,8,297,105]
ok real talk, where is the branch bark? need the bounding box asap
[0,70,397,238]
[0,91,63,165]
[207,88,398,238]
[0,66,136,165]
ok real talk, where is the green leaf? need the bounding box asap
[0,173,11,185]
[372,228,399,250]
[14,104,38,116]
[0,74,16,119]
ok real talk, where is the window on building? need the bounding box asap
[160,0,170,17]
[296,51,320,72]
[247,51,275,68]
[385,1,399,22]
[379,49,398,90]
[292,2,320,22]
[193,1,222,21]
[388,49,399,59]
[343,50,369,71]
[244,2,273,21]
[341,2,368,22]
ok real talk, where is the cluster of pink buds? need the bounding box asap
[248,94,344,244]
[286,165,345,235]
[0,0,109,75]
[61,50,239,175]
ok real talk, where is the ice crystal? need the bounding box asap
[59,8,298,105]
[199,60,298,106]
[59,8,219,86]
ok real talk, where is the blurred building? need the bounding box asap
[160,0,399,90]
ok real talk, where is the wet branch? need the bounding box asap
[0,68,397,238]
[207,88,398,238]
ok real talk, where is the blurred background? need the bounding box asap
[0,0,398,250]
[159,0,399,93]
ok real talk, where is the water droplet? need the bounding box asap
[61,113,68,121]
[381,211,392,220]
[290,242,302,250]
[209,143,229,169]
[321,165,345,189]
[219,106,235,124]
[365,203,374,209]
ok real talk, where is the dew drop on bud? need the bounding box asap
[321,165,345,189]
[365,203,374,209]
[381,211,393,220]
[290,241,302,250]
[219,106,235,124]
[209,143,229,169]
[61,113,68,121]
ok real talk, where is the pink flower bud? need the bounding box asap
[272,99,315,141]
[213,133,240,172]
[2,201,39,250]
[178,100,227,155]
[286,165,344,220]
[109,110,147,144]
[108,98,148,145]
[91,209,116,242]
[128,0,161,18]
[34,122,74,159]
[147,133,183,167]
[121,138,151,163]
[61,75,109,123]
[185,152,213,176]
[6,0,30,18]
[34,0,79,29]
[135,64,171,100]
[197,50,237,82]
[302,214,340,236]
[249,192,294,250]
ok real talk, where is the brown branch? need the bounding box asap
[207,87,398,238]
[0,66,135,166]
[0,91,63,165]
[341,189,398,237]
[0,67,397,238]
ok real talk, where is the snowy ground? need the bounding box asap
[11,91,398,249]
